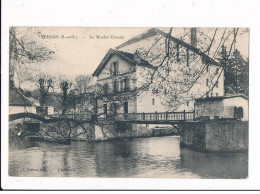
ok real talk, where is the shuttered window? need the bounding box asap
[113,80,119,93]
[124,78,129,91]
[206,79,209,86]
[104,83,109,94]
[111,61,119,76]
[104,104,107,114]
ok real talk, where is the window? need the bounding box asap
[187,101,189,106]
[113,80,119,93]
[152,98,155,105]
[186,48,189,66]
[202,56,207,65]
[112,103,117,114]
[215,68,219,75]
[206,79,209,86]
[152,88,159,94]
[216,93,218,97]
[176,43,180,62]
[124,101,128,113]
[104,83,109,94]
[236,106,243,120]
[234,106,244,120]
[111,61,119,76]
[121,78,129,91]
[36,106,44,114]
[216,80,219,88]
[124,78,129,91]
[104,104,107,114]
[120,80,123,91]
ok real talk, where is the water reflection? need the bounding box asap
[179,148,248,178]
[9,136,248,178]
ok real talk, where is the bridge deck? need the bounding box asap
[101,111,195,124]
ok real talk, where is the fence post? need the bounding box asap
[193,110,195,120]
[155,111,158,120]
[183,110,186,120]
[166,111,168,120]
[143,112,145,120]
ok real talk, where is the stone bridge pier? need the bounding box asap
[180,121,248,152]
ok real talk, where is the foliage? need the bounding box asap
[218,46,249,96]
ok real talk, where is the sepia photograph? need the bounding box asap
[8,27,249,179]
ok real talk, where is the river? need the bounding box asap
[9,136,248,178]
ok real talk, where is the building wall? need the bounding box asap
[97,55,137,93]
[136,91,166,113]
[96,54,138,116]
[9,105,36,115]
[96,32,225,114]
[195,100,224,120]
[223,97,248,121]
[135,65,166,113]
[195,97,248,121]
[97,97,136,117]
[117,33,225,112]
[97,55,135,80]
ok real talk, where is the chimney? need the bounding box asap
[191,28,197,47]
[134,50,142,63]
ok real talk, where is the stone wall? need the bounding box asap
[94,122,178,140]
[180,121,248,152]
[180,122,206,151]
[41,121,95,141]
[205,121,248,152]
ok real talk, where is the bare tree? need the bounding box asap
[36,73,53,107]
[59,77,73,114]
[131,27,248,110]
[9,27,54,88]
[74,75,94,94]
[9,27,249,141]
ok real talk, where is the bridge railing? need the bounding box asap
[115,110,195,121]
[52,113,92,120]
[51,111,194,122]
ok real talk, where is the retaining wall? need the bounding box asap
[180,121,248,152]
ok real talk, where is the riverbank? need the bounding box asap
[9,119,179,143]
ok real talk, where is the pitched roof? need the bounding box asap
[115,50,155,69]
[92,48,155,77]
[27,97,40,106]
[116,28,221,67]
[9,89,35,106]
[116,28,160,49]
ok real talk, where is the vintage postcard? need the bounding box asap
[7,27,249,179]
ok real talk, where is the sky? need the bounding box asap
[15,27,249,81]
[24,27,153,78]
